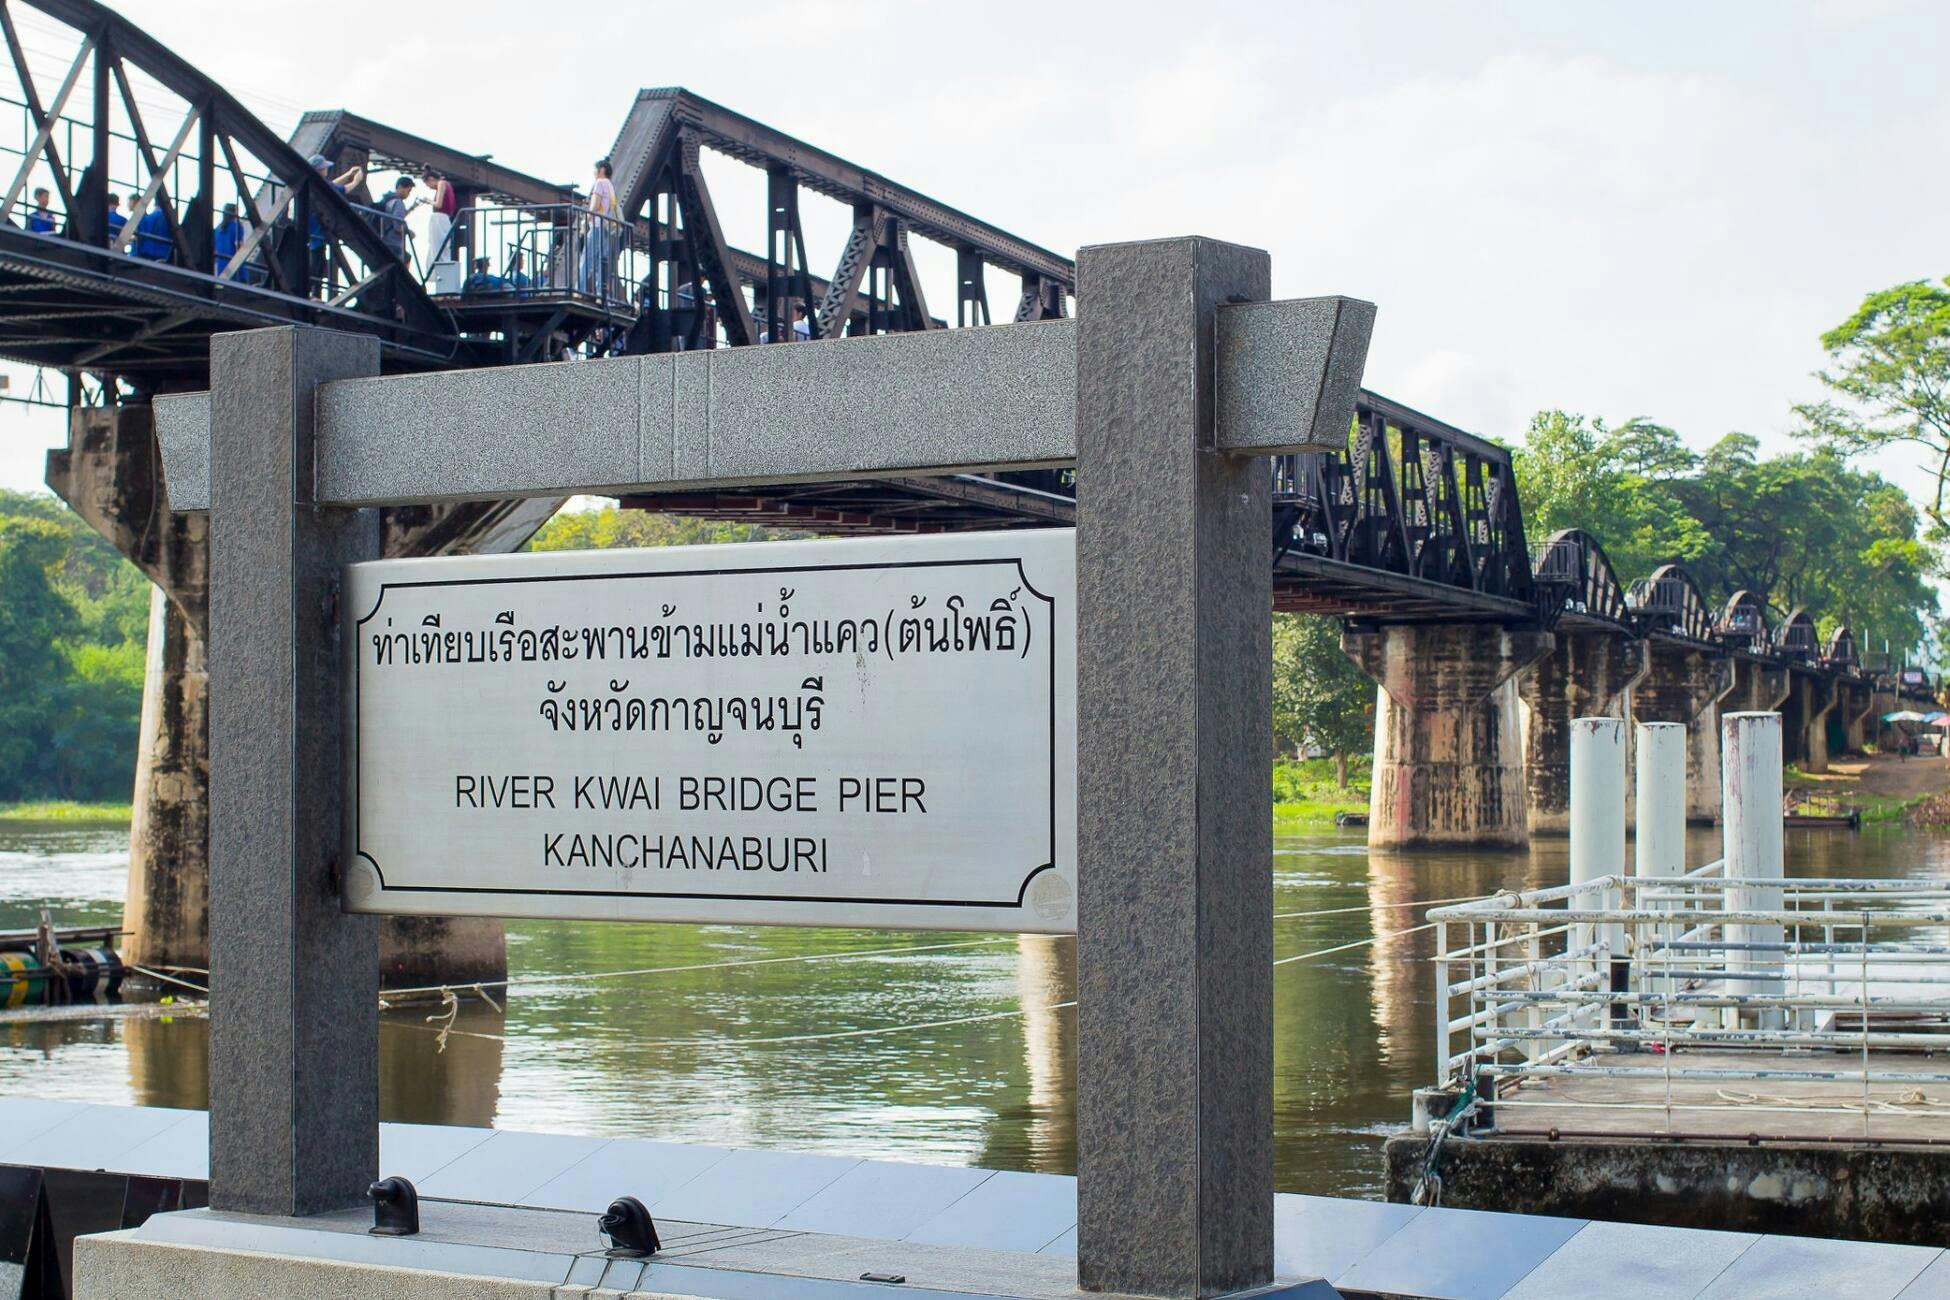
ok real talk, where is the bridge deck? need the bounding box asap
[0,227,449,374]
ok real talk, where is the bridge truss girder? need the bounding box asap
[0,0,454,383]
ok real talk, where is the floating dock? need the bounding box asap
[1397,850,1950,1243]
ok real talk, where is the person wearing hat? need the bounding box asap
[306,154,364,292]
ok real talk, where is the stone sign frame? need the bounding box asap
[159,236,1373,1298]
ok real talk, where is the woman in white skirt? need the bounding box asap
[425,170,460,294]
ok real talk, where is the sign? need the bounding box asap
[343,530,1077,933]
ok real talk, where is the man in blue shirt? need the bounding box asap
[307,154,365,295]
[461,256,506,296]
[214,202,248,280]
[104,193,125,245]
[133,201,172,260]
[26,188,53,233]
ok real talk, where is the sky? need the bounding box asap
[2,0,1947,505]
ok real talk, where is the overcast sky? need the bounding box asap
[2,0,1945,500]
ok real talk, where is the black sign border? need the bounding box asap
[350,552,1061,912]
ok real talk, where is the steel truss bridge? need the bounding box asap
[0,0,1932,707]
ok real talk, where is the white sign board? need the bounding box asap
[343,529,1076,933]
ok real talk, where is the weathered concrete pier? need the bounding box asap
[1343,538,1933,846]
[1346,625,1551,850]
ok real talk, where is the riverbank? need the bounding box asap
[0,801,133,822]
[1786,751,1950,823]
[1272,757,1368,828]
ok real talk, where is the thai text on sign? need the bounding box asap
[343,530,1077,933]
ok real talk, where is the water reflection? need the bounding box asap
[0,819,1943,1198]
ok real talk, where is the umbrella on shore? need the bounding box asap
[1883,711,1930,723]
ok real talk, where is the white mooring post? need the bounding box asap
[1635,722,1688,879]
[1722,711,1785,1029]
[1569,717,1626,1017]
[1636,721,1688,1004]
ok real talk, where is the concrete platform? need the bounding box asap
[76,1201,1341,1299]
[8,1100,1950,1298]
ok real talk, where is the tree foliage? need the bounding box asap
[1511,412,1709,577]
[0,491,148,802]
[1796,277,1950,533]
[1512,413,1939,654]
[524,505,799,552]
[1271,614,1371,785]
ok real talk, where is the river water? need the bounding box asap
[2,819,1945,1199]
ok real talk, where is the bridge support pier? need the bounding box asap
[48,402,507,989]
[1631,644,1734,825]
[1517,633,1645,834]
[1842,684,1877,753]
[49,405,211,972]
[1345,625,1553,850]
[1797,676,1840,774]
[1693,659,1790,815]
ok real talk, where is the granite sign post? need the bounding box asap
[182,235,1373,1296]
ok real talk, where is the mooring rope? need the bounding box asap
[380,935,1018,1001]
[1273,893,1486,920]
[127,963,212,996]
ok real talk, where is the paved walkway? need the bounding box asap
[3,1099,1945,1298]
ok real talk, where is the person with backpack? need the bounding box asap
[376,175,419,264]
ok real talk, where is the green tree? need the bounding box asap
[525,505,798,551]
[1511,411,1938,653]
[0,516,79,797]
[1511,411,1707,577]
[1797,277,1950,534]
[1675,437,1937,645]
[1271,614,1371,788]
[0,491,153,802]
[48,640,145,800]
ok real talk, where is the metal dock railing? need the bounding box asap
[1417,714,1950,1151]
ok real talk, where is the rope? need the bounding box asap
[1273,894,1485,921]
[395,919,1433,1053]
[1272,922,1438,966]
[1409,1076,1477,1207]
[128,963,210,996]
[1714,1087,1950,1115]
[382,936,1016,1001]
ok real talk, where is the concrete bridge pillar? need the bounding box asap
[48,405,210,973]
[1842,684,1877,753]
[1344,625,1553,850]
[1517,632,1645,834]
[49,402,506,989]
[1632,644,1734,825]
[1799,676,1841,774]
[1729,659,1792,718]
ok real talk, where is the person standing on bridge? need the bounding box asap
[424,169,459,294]
[307,154,364,294]
[134,200,173,261]
[104,193,124,246]
[376,176,417,264]
[214,202,249,282]
[579,159,617,299]
[26,188,54,234]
